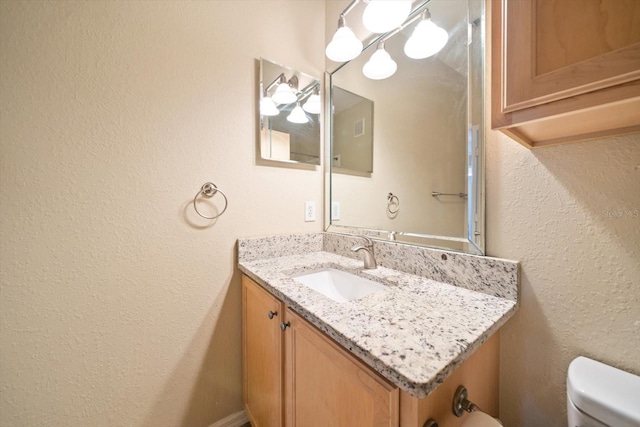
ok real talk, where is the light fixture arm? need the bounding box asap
[264,73,300,98]
[358,2,432,50]
[264,73,286,96]
[379,8,429,44]
[296,81,320,103]
[339,0,360,22]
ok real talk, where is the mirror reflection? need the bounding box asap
[259,58,321,165]
[327,0,484,254]
[332,87,374,173]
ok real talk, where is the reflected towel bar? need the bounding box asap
[432,191,467,199]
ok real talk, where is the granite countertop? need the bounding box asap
[238,249,518,398]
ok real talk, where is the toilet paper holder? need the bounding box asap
[452,385,480,417]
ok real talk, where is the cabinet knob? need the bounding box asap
[423,420,439,427]
[268,310,278,319]
[280,321,290,331]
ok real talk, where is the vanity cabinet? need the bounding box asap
[491,0,640,147]
[284,308,399,427]
[243,275,284,427]
[243,275,499,427]
[242,275,398,427]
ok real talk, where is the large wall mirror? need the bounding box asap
[326,0,485,254]
[259,58,321,166]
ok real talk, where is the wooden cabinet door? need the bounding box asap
[243,276,284,427]
[501,0,640,112]
[283,308,399,427]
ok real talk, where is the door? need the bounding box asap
[243,276,284,427]
[283,308,399,427]
[501,0,640,112]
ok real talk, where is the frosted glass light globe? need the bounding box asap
[287,103,309,124]
[272,82,297,105]
[326,26,363,62]
[260,97,280,116]
[362,44,397,80]
[404,19,449,59]
[302,94,321,114]
[363,0,412,33]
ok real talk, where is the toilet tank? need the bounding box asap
[567,356,640,427]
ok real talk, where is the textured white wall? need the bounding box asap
[484,2,640,424]
[0,1,324,426]
[487,134,640,425]
[3,1,639,426]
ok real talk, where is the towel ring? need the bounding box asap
[387,192,400,215]
[193,182,228,219]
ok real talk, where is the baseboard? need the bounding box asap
[208,409,249,427]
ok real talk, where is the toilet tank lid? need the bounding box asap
[567,356,640,427]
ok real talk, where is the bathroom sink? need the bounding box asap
[292,268,385,303]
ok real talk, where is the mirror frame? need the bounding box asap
[323,0,485,255]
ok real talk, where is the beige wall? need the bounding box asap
[487,132,640,425]
[2,1,639,427]
[0,1,324,426]
[484,2,640,424]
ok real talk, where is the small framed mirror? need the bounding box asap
[259,58,321,166]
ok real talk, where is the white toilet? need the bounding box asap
[567,356,640,427]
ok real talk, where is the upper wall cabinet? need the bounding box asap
[491,0,640,148]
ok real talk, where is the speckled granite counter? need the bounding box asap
[238,233,519,398]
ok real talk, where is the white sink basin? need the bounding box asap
[292,268,385,303]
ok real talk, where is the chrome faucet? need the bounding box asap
[351,237,377,269]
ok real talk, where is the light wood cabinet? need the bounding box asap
[491,0,640,147]
[243,276,397,427]
[284,308,399,427]
[243,275,284,427]
[243,275,499,427]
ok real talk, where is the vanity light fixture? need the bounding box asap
[326,13,363,62]
[287,102,309,124]
[325,1,450,80]
[404,9,449,59]
[362,0,412,34]
[302,88,321,114]
[362,41,397,80]
[272,75,299,105]
[260,96,280,116]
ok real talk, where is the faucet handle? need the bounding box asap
[360,236,373,247]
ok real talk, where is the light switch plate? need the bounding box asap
[304,201,316,222]
[331,201,341,221]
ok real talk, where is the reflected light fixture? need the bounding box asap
[326,16,363,62]
[287,102,309,124]
[362,42,397,80]
[363,0,412,34]
[302,89,321,114]
[272,75,298,105]
[404,9,449,59]
[260,96,280,116]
